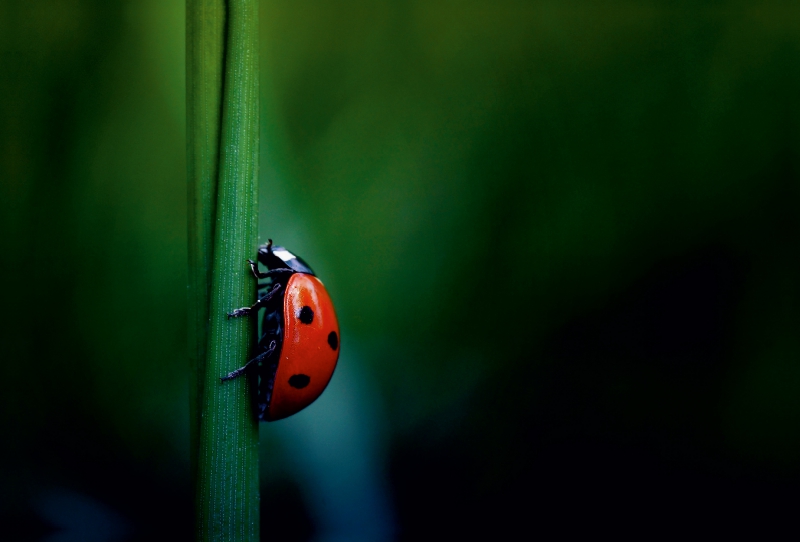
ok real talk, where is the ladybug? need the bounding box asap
[221,240,340,421]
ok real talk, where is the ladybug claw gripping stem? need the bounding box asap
[227,307,252,319]
[247,259,259,279]
[248,258,294,280]
[226,283,283,320]
[220,340,276,382]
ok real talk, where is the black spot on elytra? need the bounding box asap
[328,331,338,350]
[298,306,314,324]
[289,374,310,389]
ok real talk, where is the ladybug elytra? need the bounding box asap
[222,240,340,421]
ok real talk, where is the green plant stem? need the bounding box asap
[188,0,260,540]
[187,0,226,493]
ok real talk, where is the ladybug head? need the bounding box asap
[257,240,316,275]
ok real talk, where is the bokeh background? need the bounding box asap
[2,1,799,540]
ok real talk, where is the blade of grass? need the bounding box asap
[188,0,260,539]
[187,0,226,493]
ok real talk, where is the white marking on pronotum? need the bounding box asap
[274,249,296,262]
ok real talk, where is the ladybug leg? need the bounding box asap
[220,340,277,382]
[246,259,295,280]
[227,283,283,319]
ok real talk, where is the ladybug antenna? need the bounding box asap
[266,239,273,253]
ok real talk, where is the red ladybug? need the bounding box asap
[222,240,340,421]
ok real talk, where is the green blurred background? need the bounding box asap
[2,1,799,540]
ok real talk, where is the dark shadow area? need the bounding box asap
[392,245,798,539]
[261,479,315,542]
